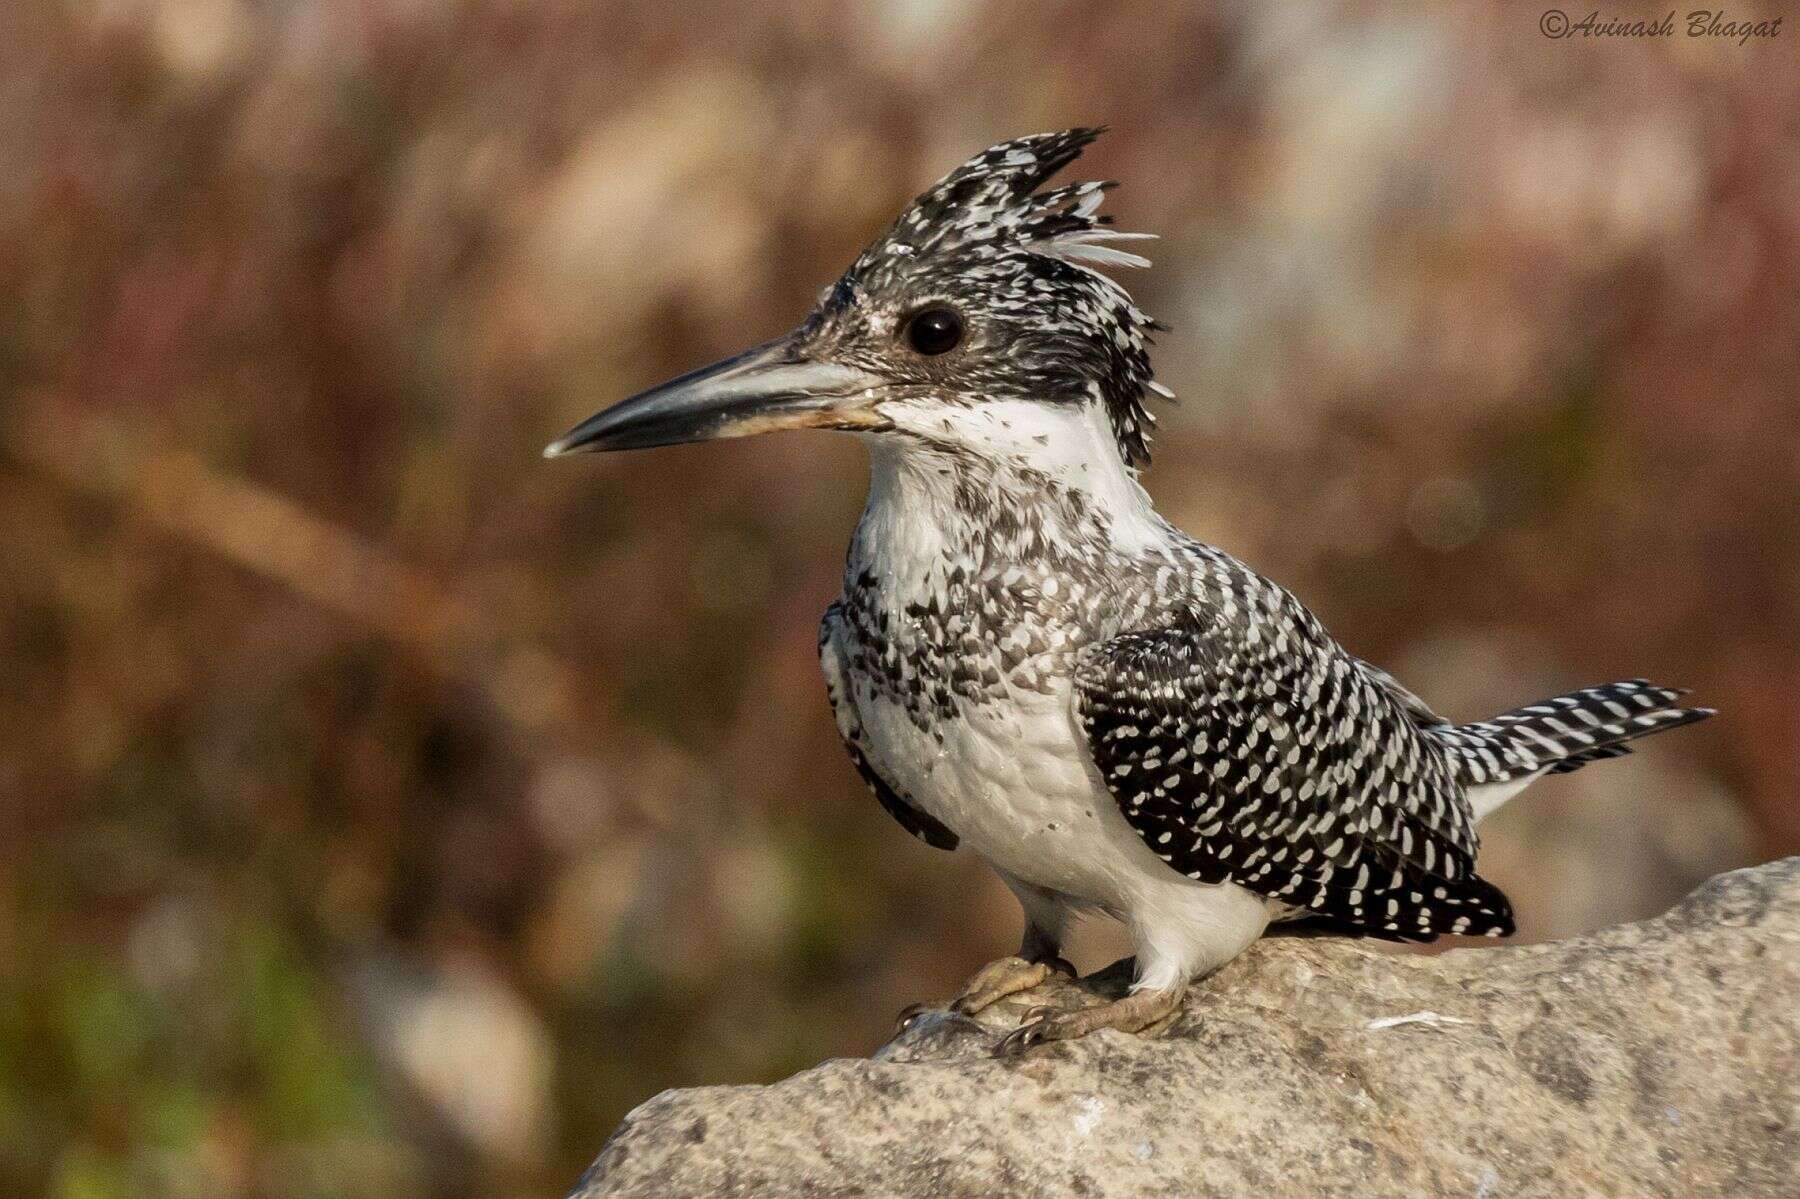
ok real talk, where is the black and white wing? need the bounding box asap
[819,603,959,851]
[1074,614,1513,941]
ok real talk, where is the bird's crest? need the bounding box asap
[846,128,1170,466]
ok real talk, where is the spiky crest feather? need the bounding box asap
[844,129,1168,466]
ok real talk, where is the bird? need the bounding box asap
[545,128,1714,1053]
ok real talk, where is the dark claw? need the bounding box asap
[1044,956,1079,978]
[894,1002,936,1033]
[994,1007,1058,1056]
[995,1020,1047,1055]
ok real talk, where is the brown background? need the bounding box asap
[1,2,1795,1195]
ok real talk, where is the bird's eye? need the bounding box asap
[903,306,964,356]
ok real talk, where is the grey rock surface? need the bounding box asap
[571,859,1799,1197]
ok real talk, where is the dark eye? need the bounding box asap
[903,306,964,356]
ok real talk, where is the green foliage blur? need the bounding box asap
[1,1,1794,1194]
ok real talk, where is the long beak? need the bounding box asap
[543,335,887,457]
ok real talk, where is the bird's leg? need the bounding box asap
[994,983,1185,1056]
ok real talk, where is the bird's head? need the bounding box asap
[545,128,1168,470]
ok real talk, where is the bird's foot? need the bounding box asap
[953,953,1077,1016]
[895,953,1076,1032]
[993,984,1185,1056]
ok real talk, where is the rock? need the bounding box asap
[570,859,1799,1197]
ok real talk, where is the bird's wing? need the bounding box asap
[819,604,959,851]
[1074,619,1512,941]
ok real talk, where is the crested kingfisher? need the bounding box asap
[546,129,1712,1052]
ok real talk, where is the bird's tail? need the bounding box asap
[1426,680,1713,820]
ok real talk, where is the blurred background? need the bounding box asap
[2,0,1795,1194]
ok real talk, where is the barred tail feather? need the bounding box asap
[1430,680,1713,816]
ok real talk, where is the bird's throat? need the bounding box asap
[849,403,1166,607]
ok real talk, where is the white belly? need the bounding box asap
[852,672,1136,906]
[849,667,1276,989]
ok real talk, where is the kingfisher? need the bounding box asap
[546,129,1712,1052]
